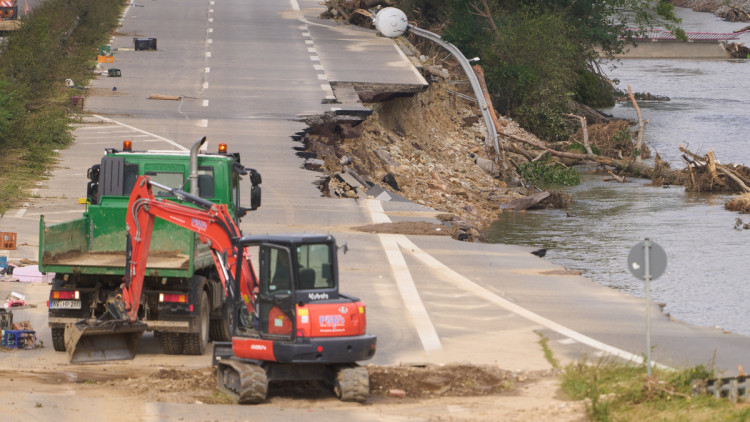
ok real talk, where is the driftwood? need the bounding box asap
[603,170,626,183]
[628,85,647,162]
[679,145,750,193]
[566,113,593,155]
[499,191,550,211]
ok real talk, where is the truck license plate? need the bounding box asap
[50,300,81,310]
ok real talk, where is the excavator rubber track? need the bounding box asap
[216,359,268,404]
[334,366,370,403]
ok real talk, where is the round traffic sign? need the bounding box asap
[627,239,667,280]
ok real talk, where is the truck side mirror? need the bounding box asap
[248,169,262,211]
[86,164,100,204]
[249,185,261,211]
[87,164,100,182]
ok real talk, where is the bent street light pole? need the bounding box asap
[407,25,500,154]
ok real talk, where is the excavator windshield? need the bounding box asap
[295,243,334,290]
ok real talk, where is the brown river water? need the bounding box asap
[487,7,750,336]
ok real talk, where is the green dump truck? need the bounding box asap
[40,138,261,356]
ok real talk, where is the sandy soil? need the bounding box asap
[0,280,586,421]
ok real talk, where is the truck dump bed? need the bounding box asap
[46,250,189,269]
[39,213,208,277]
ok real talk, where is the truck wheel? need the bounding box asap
[209,300,232,342]
[159,332,184,354]
[51,327,66,352]
[184,291,209,355]
[334,366,369,403]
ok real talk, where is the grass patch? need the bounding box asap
[560,357,750,421]
[200,389,237,405]
[537,332,560,369]
[0,0,127,213]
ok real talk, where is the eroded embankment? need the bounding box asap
[298,81,538,242]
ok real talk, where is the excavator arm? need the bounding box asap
[122,175,258,323]
[66,175,258,363]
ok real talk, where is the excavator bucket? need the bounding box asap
[65,320,147,364]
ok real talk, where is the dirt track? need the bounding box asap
[0,279,586,421]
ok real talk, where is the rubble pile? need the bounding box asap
[302,81,541,241]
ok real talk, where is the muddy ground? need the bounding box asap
[0,281,586,421]
[0,362,585,421]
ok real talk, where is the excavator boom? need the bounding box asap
[66,175,257,363]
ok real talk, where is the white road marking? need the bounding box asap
[205,52,211,58]
[203,82,209,89]
[365,200,442,352]
[379,233,442,352]
[203,100,209,107]
[198,119,208,128]
[558,338,577,345]
[313,64,324,71]
[317,74,327,80]
[309,55,319,61]
[89,115,188,151]
[362,199,669,369]
[205,67,210,73]
[307,47,316,53]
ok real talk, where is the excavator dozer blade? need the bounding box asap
[65,320,147,364]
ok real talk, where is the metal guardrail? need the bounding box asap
[408,25,500,154]
[692,376,750,402]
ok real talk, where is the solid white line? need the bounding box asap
[362,199,669,370]
[392,44,428,85]
[89,115,188,151]
[397,235,669,370]
[290,0,300,11]
[378,235,442,352]
[364,200,442,352]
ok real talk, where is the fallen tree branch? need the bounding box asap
[628,85,646,162]
[566,113,593,155]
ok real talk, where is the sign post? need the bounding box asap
[627,238,667,376]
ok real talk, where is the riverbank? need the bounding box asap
[672,0,750,21]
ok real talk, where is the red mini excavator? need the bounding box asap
[70,175,376,402]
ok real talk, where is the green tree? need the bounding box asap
[395,0,683,140]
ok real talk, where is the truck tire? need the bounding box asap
[184,291,209,355]
[159,332,184,355]
[334,366,369,403]
[209,300,232,342]
[52,327,66,352]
